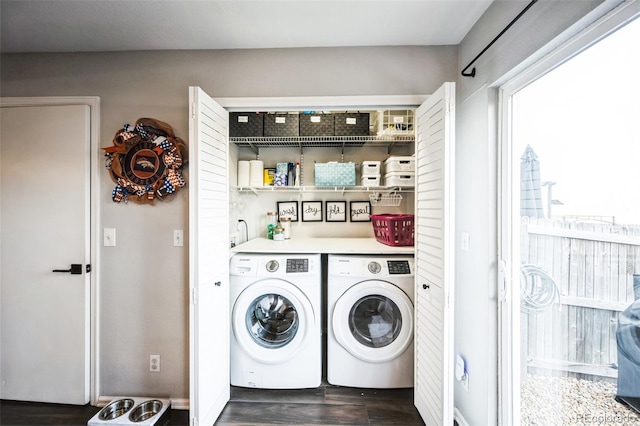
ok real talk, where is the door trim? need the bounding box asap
[0,96,101,405]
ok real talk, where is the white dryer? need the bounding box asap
[229,253,321,389]
[327,254,415,388]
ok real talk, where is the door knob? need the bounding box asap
[52,264,82,274]
[422,284,430,290]
[214,281,222,287]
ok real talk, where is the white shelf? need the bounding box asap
[233,185,413,194]
[230,135,414,154]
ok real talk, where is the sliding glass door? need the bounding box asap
[499,9,640,426]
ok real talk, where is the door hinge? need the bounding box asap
[191,102,197,119]
[191,287,197,305]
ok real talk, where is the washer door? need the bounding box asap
[617,301,640,366]
[332,280,413,363]
[233,278,315,364]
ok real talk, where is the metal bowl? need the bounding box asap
[129,399,163,422]
[98,398,134,420]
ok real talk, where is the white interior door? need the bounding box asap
[413,82,455,425]
[189,86,230,425]
[0,104,91,404]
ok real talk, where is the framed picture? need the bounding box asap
[277,201,298,222]
[350,201,372,222]
[302,201,323,222]
[325,201,347,222]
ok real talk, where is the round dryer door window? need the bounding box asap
[233,279,315,364]
[333,280,413,363]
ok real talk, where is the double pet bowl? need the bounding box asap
[88,397,170,426]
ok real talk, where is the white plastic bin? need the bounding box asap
[384,156,415,173]
[384,171,415,187]
[360,161,381,176]
[360,175,381,187]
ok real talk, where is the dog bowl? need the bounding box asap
[129,400,163,422]
[98,398,135,421]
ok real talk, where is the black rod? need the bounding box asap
[461,0,539,78]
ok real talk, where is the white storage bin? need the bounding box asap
[384,171,415,187]
[360,175,381,187]
[384,156,415,173]
[360,161,381,176]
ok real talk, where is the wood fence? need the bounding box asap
[520,217,640,378]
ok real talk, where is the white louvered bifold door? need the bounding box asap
[413,82,455,426]
[189,87,230,426]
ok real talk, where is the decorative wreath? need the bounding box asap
[103,118,187,204]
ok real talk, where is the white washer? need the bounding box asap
[327,254,415,388]
[230,253,321,389]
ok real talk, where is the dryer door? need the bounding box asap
[233,278,315,364]
[332,280,413,363]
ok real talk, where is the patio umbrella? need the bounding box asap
[520,145,544,218]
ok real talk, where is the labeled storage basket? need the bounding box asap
[371,214,415,246]
[230,112,264,137]
[334,112,370,136]
[300,113,335,136]
[264,113,299,137]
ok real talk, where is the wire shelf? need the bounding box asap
[369,192,403,206]
[230,135,414,149]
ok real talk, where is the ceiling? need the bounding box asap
[1,0,493,54]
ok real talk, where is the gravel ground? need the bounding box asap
[521,374,640,425]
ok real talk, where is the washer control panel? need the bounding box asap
[388,260,411,275]
[286,258,309,273]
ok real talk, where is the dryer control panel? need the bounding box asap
[329,255,414,277]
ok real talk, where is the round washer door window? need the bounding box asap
[246,293,299,348]
[332,280,413,363]
[233,279,315,364]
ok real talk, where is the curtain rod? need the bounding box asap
[461,0,539,78]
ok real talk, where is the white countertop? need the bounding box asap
[231,237,415,254]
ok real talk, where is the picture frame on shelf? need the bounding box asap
[302,201,323,222]
[277,201,298,222]
[350,201,372,222]
[325,201,347,222]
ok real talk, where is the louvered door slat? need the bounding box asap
[414,82,455,426]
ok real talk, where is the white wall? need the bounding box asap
[0,45,455,402]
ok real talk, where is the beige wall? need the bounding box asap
[1,45,457,401]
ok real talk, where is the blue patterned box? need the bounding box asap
[274,162,288,186]
[314,162,356,186]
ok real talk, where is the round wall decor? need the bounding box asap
[103,118,187,204]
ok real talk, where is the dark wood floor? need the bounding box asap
[0,385,425,426]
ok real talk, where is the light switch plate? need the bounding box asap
[104,228,116,247]
[173,230,184,247]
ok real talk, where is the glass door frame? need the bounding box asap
[497,3,640,425]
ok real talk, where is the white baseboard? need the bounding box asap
[95,395,189,411]
[454,407,470,426]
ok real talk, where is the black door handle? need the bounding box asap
[52,264,83,274]
[422,284,430,290]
